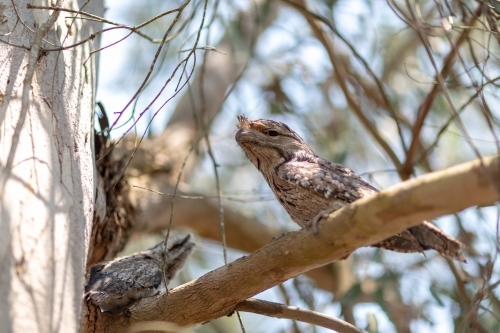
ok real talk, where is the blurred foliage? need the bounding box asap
[98,0,500,331]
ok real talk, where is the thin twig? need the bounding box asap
[401,4,482,179]
[196,0,228,266]
[416,76,500,164]
[483,3,500,46]
[407,1,500,198]
[95,3,194,164]
[161,0,209,292]
[282,0,408,154]
[13,0,57,46]
[132,185,274,202]
[290,0,403,174]
[108,0,192,131]
[28,4,185,44]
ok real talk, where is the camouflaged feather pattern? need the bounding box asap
[85,235,195,312]
[235,116,466,262]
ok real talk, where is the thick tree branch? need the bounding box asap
[85,155,500,332]
[125,131,347,294]
[131,181,348,293]
[110,0,349,298]
[235,298,365,333]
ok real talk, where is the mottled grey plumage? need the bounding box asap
[235,116,466,262]
[85,234,195,312]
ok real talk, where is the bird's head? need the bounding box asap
[235,115,313,170]
[147,234,194,268]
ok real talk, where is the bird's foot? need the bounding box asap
[272,232,288,241]
[306,212,330,236]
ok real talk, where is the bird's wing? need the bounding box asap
[111,257,163,293]
[278,158,379,203]
[86,257,162,298]
[130,257,164,290]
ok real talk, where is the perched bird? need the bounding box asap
[235,116,466,262]
[85,234,195,312]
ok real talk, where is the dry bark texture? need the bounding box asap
[86,128,135,268]
[0,0,103,332]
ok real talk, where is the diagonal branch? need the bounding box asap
[85,155,500,332]
[235,298,365,333]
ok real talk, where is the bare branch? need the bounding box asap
[401,5,482,179]
[235,298,365,333]
[483,2,500,46]
[85,155,500,332]
[27,4,185,46]
[287,0,404,174]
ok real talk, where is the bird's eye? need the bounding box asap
[267,130,279,137]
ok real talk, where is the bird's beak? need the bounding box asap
[235,129,256,144]
[235,129,246,140]
[169,234,192,249]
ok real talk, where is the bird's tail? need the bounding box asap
[371,221,466,263]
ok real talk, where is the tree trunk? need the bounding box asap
[0,0,103,332]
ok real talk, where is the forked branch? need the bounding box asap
[85,155,500,332]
